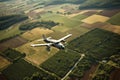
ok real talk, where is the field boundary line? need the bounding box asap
[24,58,61,79]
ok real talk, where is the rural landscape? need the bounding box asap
[0,0,120,80]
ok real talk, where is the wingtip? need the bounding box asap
[69,34,72,36]
[31,44,35,47]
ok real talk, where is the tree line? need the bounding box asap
[19,21,59,30]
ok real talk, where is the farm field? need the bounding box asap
[0,15,28,30]
[16,40,59,65]
[2,59,58,80]
[17,25,89,66]
[110,68,120,80]
[16,4,90,67]
[0,48,25,61]
[80,22,120,35]
[98,9,120,17]
[81,14,110,24]
[68,28,120,56]
[0,36,28,51]
[108,12,120,25]
[44,3,79,13]
[101,24,120,35]
[0,1,120,80]
[67,9,102,18]
[40,12,87,32]
[0,25,23,41]
[92,54,120,80]
[80,64,98,80]
[41,49,81,78]
[0,56,10,71]
[21,28,53,41]
[67,28,120,79]
[82,10,98,16]
[39,28,120,79]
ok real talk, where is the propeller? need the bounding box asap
[46,46,51,52]
[64,41,69,52]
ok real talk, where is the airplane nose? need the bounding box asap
[62,46,65,49]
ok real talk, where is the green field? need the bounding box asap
[0,25,23,41]
[40,12,87,32]
[0,48,25,61]
[2,59,58,80]
[68,28,120,56]
[41,49,80,78]
[71,14,88,21]
[67,28,120,79]
[108,12,120,25]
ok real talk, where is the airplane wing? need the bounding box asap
[56,34,72,42]
[31,43,52,47]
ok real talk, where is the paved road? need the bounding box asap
[61,54,85,80]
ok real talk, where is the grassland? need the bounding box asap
[108,12,120,25]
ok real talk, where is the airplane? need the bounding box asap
[31,34,72,51]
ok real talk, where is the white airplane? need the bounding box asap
[31,34,72,51]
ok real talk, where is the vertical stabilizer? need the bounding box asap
[42,34,46,40]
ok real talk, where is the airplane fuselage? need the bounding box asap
[44,38,65,49]
[52,42,65,49]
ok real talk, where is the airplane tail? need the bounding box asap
[42,34,46,40]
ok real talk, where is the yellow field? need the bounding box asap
[0,56,10,71]
[34,8,44,13]
[16,40,59,65]
[58,9,65,13]
[81,14,109,24]
[101,24,120,35]
[68,10,90,18]
[21,28,53,41]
